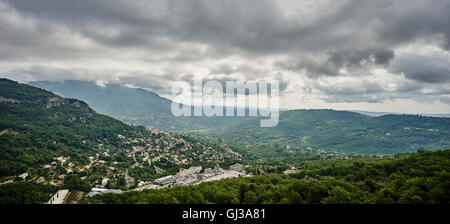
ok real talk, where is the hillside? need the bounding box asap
[203,109,450,157]
[29,80,249,131]
[0,79,240,188]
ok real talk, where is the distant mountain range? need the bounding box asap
[29,80,250,131]
[352,110,450,118]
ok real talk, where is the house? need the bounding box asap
[284,167,300,175]
[229,164,244,172]
[154,175,176,185]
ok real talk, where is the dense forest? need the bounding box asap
[0,182,57,204]
[87,150,450,204]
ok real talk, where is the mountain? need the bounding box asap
[203,109,450,157]
[353,110,450,118]
[351,110,397,117]
[0,79,240,185]
[29,80,249,131]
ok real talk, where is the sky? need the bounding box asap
[0,0,449,113]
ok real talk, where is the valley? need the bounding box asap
[30,80,450,159]
[1,78,449,204]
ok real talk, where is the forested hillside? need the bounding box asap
[204,109,450,157]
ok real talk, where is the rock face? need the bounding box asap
[46,97,90,110]
[0,96,20,103]
[46,97,62,109]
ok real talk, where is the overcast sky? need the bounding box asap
[1,0,449,113]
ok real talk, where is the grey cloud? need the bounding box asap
[1,0,450,107]
[328,48,395,67]
[6,0,449,54]
[438,96,450,104]
[314,81,388,103]
[3,0,449,62]
[389,52,450,83]
[375,0,450,49]
[278,47,396,78]
[114,75,171,94]
[1,66,95,82]
[275,55,340,77]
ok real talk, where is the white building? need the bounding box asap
[154,175,176,185]
[178,166,202,177]
[229,164,244,172]
[86,188,123,197]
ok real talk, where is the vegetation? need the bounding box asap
[63,175,91,192]
[0,181,56,204]
[89,150,450,204]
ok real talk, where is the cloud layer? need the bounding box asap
[0,0,449,112]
